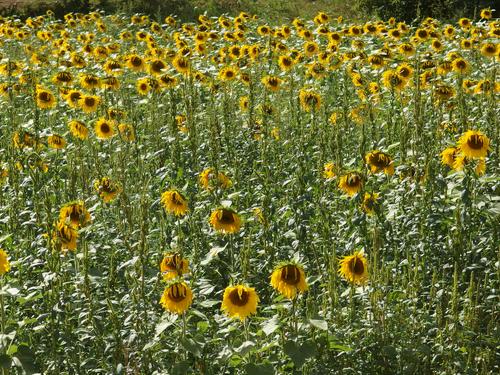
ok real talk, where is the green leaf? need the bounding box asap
[245,363,274,375]
[309,319,328,331]
[0,354,11,369]
[283,340,317,368]
[235,341,255,356]
[262,316,279,336]
[180,337,202,357]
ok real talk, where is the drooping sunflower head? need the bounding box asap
[209,208,242,234]
[94,177,121,203]
[53,219,78,252]
[270,263,308,299]
[47,134,66,150]
[199,168,232,190]
[361,192,379,215]
[68,120,89,140]
[59,201,91,228]
[440,147,458,168]
[338,251,368,285]
[365,150,394,175]
[221,284,259,321]
[161,190,188,217]
[79,95,101,113]
[160,252,189,280]
[261,75,282,92]
[160,281,193,315]
[299,88,321,112]
[457,130,490,159]
[338,172,363,197]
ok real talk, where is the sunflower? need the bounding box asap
[365,150,394,175]
[199,168,232,190]
[361,192,379,215]
[457,130,490,158]
[36,87,56,109]
[160,252,189,280]
[118,123,135,142]
[338,172,363,197]
[126,54,145,71]
[68,120,89,140]
[261,75,282,92]
[451,57,470,74]
[94,118,116,140]
[270,263,308,299]
[209,208,242,234]
[218,66,239,81]
[0,249,11,275]
[480,8,492,19]
[94,177,121,203]
[161,190,188,216]
[52,71,73,85]
[299,89,321,112]
[59,201,91,227]
[53,219,78,252]
[382,70,406,91]
[47,134,66,149]
[480,42,497,57]
[323,162,336,179]
[221,285,259,321]
[65,89,83,108]
[160,281,193,315]
[79,74,101,90]
[338,251,368,285]
[441,147,458,168]
[172,55,190,74]
[79,95,100,113]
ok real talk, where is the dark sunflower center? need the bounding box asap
[352,258,364,275]
[467,135,483,149]
[347,174,361,187]
[168,284,187,302]
[229,289,249,306]
[152,61,165,72]
[39,92,51,102]
[100,123,110,134]
[398,67,410,77]
[281,265,301,285]
[171,192,184,205]
[225,70,234,78]
[69,211,80,222]
[70,92,81,102]
[369,153,390,168]
[219,210,235,224]
[131,57,142,66]
[85,97,95,106]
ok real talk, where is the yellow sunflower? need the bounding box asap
[53,219,78,252]
[221,285,259,321]
[68,120,89,140]
[338,251,368,285]
[0,249,11,275]
[47,134,66,149]
[365,150,394,175]
[361,192,379,215]
[94,177,121,203]
[441,147,458,168]
[270,263,308,299]
[323,162,336,179]
[209,208,242,234]
[36,87,56,109]
[160,252,189,280]
[261,75,282,92]
[160,281,193,315]
[457,130,490,158]
[59,201,91,228]
[161,190,188,216]
[79,95,100,113]
[199,168,232,190]
[299,89,321,112]
[94,118,116,140]
[338,172,363,197]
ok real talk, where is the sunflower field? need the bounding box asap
[0,7,498,374]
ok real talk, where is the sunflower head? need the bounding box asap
[95,118,116,140]
[161,190,188,217]
[338,172,363,197]
[160,252,189,280]
[361,192,379,215]
[270,263,308,299]
[365,150,394,175]
[0,249,11,275]
[323,162,336,179]
[441,147,458,168]
[221,285,259,321]
[209,208,242,234]
[160,281,193,314]
[94,177,121,203]
[53,219,78,252]
[59,201,91,228]
[338,251,368,285]
[458,130,490,159]
[68,120,89,140]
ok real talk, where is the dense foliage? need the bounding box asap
[0,8,498,374]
